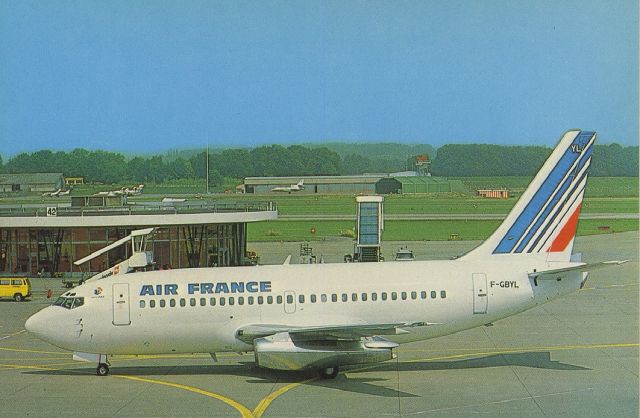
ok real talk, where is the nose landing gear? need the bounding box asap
[97,361,110,376]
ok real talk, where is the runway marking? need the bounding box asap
[114,374,254,418]
[403,342,639,363]
[252,376,318,418]
[0,347,67,355]
[0,330,26,340]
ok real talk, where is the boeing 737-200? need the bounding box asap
[25,130,626,378]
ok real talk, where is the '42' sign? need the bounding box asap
[46,207,57,217]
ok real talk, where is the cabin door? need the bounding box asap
[472,273,488,314]
[112,283,131,325]
[284,290,296,314]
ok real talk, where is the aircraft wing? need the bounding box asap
[236,321,440,344]
[528,260,629,281]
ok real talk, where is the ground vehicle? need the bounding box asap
[0,277,32,301]
[394,247,415,261]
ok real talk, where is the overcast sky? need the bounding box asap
[1,0,637,156]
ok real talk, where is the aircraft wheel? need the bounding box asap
[96,363,109,376]
[319,366,339,379]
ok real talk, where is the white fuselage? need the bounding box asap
[26,258,583,356]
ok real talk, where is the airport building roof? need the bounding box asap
[244,175,384,185]
[0,173,63,185]
[0,201,278,228]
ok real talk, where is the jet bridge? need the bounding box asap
[73,228,155,283]
[352,196,384,262]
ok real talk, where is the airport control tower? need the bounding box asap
[355,195,384,262]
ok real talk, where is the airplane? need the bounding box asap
[25,130,627,379]
[41,188,61,197]
[271,180,304,193]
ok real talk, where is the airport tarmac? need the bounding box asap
[0,231,637,417]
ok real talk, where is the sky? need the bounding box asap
[0,0,638,157]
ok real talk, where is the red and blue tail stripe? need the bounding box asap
[492,131,595,255]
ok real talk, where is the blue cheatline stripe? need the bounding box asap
[515,143,593,253]
[493,131,595,254]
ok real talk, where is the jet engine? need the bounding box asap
[253,332,397,371]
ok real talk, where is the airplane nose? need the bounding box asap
[25,310,48,338]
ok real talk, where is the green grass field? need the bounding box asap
[248,218,639,242]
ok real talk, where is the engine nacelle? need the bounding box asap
[254,332,396,371]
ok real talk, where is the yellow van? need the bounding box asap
[0,277,32,301]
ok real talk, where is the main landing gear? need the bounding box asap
[318,366,339,379]
[96,362,110,376]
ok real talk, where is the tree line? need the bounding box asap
[0,143,636,184]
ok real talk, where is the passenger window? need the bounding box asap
[276,295,283,304]
[11,279,21,285]
[391,292,397,301]
[310,294,317,303]
[371,293,377,301]
[210,297,216,306]
[411,291,417,300]
[401,292,407,300]
[286,295,293,304]
[381,292,388,301]
[229,297,235,306]
[140,300,145,308]
[0,280,9,285]
[441,290,447,299]
[258,296,264,305]
[220,297,226,306]
[350,293,356,302]
[238,297,244,305]
[200,298,206,307]
[298,295,305,304]
[248,296,254,305]
[170,299,176,307]
[361,293,367,301]
[180,298,186,307]
[342,293,348,302]
[160,299,166,308]
[267,296,273,304]
[331,294,337,302]
[421,291,427,299]
[431,291,437,299]
[190,298,196,307]
[150,300,156,308]
[321,294,327,303]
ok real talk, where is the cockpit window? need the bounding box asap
[54,296,85,309]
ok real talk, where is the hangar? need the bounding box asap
[375,176,466,194]
[0,200,277,276]
[243,175,383,194]
[0,173,64,193]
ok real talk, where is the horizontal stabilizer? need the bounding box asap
[529,260,629,280]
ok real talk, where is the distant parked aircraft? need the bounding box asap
[271,180,304,193]
[93,184,144,197]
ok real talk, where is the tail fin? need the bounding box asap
[463,130,595,263]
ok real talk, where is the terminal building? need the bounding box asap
[0,200,277,276]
